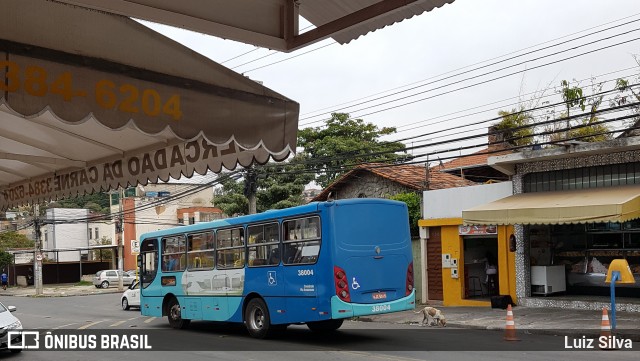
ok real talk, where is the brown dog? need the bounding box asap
[414,306,446,327]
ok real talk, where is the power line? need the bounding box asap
[299,28,640,127]
[299,13,640,119]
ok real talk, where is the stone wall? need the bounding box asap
[331,172,416,199]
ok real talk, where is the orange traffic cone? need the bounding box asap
[599,308,617,350]
[504,304,520,341]
[600,308,611,338]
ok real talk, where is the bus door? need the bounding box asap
[246,223,286,323]
[139,238,162,317]
[183,231,216,321]
[215,227,245,321]
[282,217,322,321]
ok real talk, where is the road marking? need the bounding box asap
[340,351,426,361]
[144,317,157,324]
[110,317,138,327]
[51,323,78,330]
[78,321,105,329]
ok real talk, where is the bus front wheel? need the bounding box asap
[307,319,344,333]
[167,297,190,329]
[245,298,272,339]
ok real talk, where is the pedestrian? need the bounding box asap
[1,270,8,290]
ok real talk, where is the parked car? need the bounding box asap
[121,281,140,310]
[93,270,135,289]
[0,302,22,353]
[125,269,138,278]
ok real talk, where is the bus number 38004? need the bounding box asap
[298,269,314,276]
[372,304,391,312]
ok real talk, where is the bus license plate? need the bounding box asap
[372,292,387,300]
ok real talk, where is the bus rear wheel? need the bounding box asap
[245,298,272,339]
[307,319,344,333]
[167,297,190,329]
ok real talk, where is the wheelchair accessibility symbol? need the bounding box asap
[351,277,360,290]
[267,271,277,286]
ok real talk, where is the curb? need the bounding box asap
[356,315,640,341]
[0,288,122,298]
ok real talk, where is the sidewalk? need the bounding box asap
[0,284,123,297]
[362,302,640,338]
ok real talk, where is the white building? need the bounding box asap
[43,208,115,262]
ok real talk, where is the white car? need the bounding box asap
[121,281,140,310]
[0,302,23,353]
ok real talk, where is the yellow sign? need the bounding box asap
[605,259,636,284]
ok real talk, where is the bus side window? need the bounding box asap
[268,247,280,265]
[283,216,321,265]
[283,244,298,264]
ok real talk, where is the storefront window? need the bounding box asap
[524,162,640,193]
[530,222,640,297]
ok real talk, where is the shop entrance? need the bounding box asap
[463,237,498,299]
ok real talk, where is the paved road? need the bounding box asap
[0,294,636,360]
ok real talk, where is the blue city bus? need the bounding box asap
[137,198,415,338]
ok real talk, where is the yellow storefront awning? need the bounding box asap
[462,185,640,225]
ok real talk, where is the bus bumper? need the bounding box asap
[330,289,416,319]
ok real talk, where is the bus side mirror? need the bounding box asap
[137,254,142,270]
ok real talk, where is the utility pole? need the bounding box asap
[33,204,43,295]
[244,168,258,215]
[117,187,124,291]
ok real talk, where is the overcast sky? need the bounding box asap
[143,0,640,164]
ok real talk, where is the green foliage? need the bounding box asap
[560,79,586,116]
[0,251,12,271]
[255,158,315,211]
[0,231,35,250]
[213,175,249,216]
[612,54,640,127]
[544,79,612,143]
[91,236,114,260]
[388,192,421,238]
[494,106,534,146]
[298,113,408,188]
[213,159,315,216]
[568,121,611,142]
[47,192,111,214]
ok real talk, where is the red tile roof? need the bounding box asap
[440,147,515,170]
[311,163,477,202]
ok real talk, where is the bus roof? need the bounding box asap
[139,198,404,240]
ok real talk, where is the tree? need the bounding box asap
[298,112,408,188]
[213,159,315,216]
[494,106,534,146]
[45,192,111,214]
[0,251,12,272]
[255,158,315,211]
[0,231,35,249]
[213,174,248,216]
[213,112,407,215]
[388,192,421,238]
